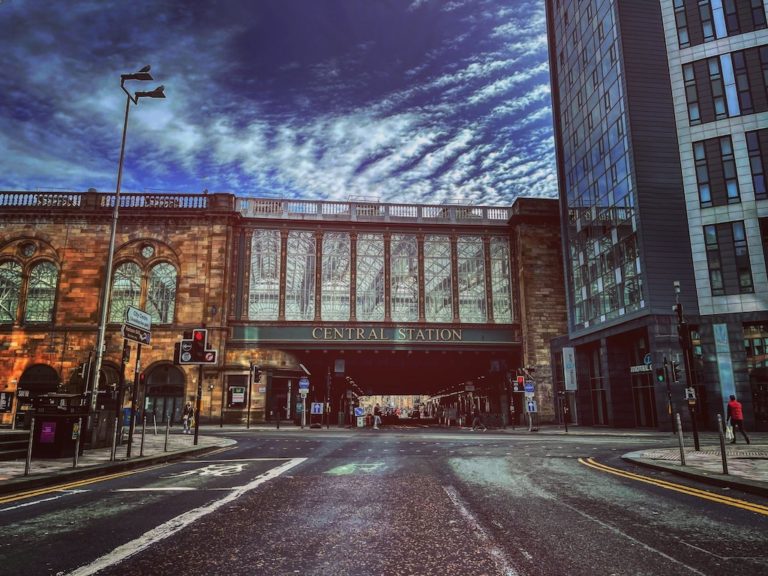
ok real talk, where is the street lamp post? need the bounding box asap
[89,66,165,416]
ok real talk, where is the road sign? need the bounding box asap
[311,402,324,415]
[125,306,152,332]
[354,407,365,417]
[299,388,309,397]
[526,400,538,413]
[524,382,534,393]
[298,377,310,390]
[122,324,151,345]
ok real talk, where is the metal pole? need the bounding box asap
[675,413,686,466]
[126,344,142,457]
[326,366,330,429]
[140,416,146,457]
[663,356,674,434]
[153,413,157,435]
[246,362,253,430]
[110,417,119,461]
[24,417,34,476]
[674,297,700,451]
[220,377,225,428]
[115,339,130,444]
[301,395,306,429]
[194,364,203,445]
[164,418,170,452]
[91,94,131,413]
[73,417,82,469]
[717,414,729,475]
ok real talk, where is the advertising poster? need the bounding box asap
[40,421,57,444]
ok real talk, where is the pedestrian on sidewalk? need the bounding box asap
[727,395,750,444]
[471,407,487,432]
[373,404,382,429]
[182,401,194,435]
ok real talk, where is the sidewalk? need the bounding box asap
[622,436,768,498]
[0,430,235,497]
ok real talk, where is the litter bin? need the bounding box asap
[32,393,88,458]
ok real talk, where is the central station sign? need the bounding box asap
[232,324,520,348]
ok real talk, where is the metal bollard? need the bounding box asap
[675,413,686,466]
[717,414,729,475]
[110,417,119,461]
[73,417,82,469]
[140,416,146,457]
[24,417,35,476]
[164,419,170,452]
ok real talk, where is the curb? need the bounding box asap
[0,440,235,497]
[622,452,768,498]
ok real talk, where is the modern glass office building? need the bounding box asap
[546,0,768,430]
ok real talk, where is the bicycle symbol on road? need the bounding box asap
[163,463,247,478]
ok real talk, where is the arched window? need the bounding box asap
[109,262,142,322]
[25,261,58,322]
[0,261,22,324]
[146,262,177,324]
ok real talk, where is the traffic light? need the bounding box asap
[191,328,207,362]
[671,361,680,383]
[655,367,665,384]
[252,364,262,382]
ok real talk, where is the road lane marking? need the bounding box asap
[579,457,768,516]
[112,487,197,492]
[442,485,523,576]
[0,489,88,512]
[555,497,707,575]
[65,457,307,576]
[0,464,168,506]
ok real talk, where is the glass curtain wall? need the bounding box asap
[457,236,487,323]
[490,237,512,323]
[321,232,351,321]
[390,234,418,322]
[285,231,316,321]
[424,236,452,322]
[356,234,385,321]
[249,230,281,320]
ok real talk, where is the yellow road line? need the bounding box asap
[0,463,168,506]
[579,457,768,516]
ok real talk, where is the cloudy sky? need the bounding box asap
[0,0,555,206]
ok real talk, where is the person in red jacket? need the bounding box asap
[727,395,750,444]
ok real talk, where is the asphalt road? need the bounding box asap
[1,429,766,576]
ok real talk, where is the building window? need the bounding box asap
[753,0,768,29]
[285,231,316,321]
[705,221,754,295]
[748,130,768,199]
[356,234,385,322]
[0,261,22,324]
[708,57,729,119]
[248,229,281,321]
[424,235,452,323]
[704,225,724,296]
[694,142,712,205]
[457,236,487,323]
[733,221,754,293]
[146,262,177,324]
[390,234,418,322]
[490,238,512,323]
[321,232,350,321]
[24,261,58,323]
[732,51,754,114]
[721,136,741,202]
[674,0,690,47]
[109,262,142,323]
[684,64,701,124]
[700,1,716,41]
[760,218,768,279]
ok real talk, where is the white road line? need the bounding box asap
[556,500,707,575]
[65,457,306,576]
[112,488,197,492]
[442,485,523,576]
[0,489,88,513]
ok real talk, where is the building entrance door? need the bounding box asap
[144,365,185,425]
[632,373,658,427]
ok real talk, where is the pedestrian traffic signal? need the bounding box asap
[191,328,207,361]
[252,364,262,382]
[655,367,665,384]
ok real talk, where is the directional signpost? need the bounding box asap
[298,377,309,428]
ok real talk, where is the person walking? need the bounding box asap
[182,401,194,435]
[471,407,487,432]
[727,395,750,444]
[373,403,382,429]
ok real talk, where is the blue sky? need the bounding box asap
[0,0,555,206]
